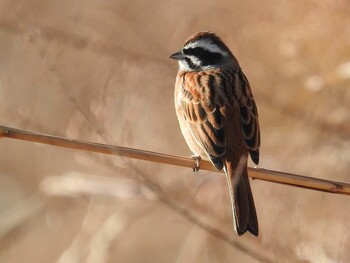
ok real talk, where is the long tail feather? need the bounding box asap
[223,157,258,236]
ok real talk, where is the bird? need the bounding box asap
[170,31,261,236]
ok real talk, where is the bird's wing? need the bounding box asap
[178,72,226,170]
[236,71,261,165]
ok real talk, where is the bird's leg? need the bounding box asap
[191,155,201,173]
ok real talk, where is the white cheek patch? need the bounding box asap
[178,56,200,71]
[189,55,201,65]
[178,60,191,71]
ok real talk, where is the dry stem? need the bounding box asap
[1,124,349,196]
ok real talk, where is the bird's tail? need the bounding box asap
[223,157,258,236]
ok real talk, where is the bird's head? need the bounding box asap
[170,31,236,71]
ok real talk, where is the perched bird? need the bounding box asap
[170,31,261,236]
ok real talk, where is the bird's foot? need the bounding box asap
[191,155,201,173]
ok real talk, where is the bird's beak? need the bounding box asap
[169,50,185,60]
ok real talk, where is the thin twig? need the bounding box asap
[0,124,349,196]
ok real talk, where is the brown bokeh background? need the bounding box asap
[0,0,350,262]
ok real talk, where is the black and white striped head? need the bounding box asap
[170,31,236,71]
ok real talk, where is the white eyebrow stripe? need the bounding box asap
[184,40,228,55]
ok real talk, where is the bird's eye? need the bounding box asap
[192,48,205,56]
[184,47,205,57]
[183,47,223,66]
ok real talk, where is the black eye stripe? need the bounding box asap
[183,47,223,66]
[183,47,206,56]
[183,47,223,69]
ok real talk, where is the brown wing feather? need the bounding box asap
[178,69,260,167]
[179,72,226,170]
[237,71,261,165]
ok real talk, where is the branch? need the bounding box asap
[1,124,349,196]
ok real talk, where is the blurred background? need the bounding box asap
[0,0,349,262]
